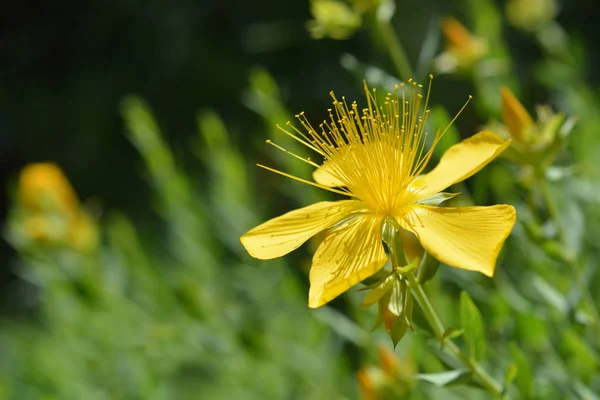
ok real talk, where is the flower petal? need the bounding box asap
[241,200,363,260]
[409,131,510,199]
[309,214,387,308]
[399,204,516,277]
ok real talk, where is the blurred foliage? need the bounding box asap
[2,0,600,398]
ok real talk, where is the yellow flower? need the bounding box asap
[241,79,516,308]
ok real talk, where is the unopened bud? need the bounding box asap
[308,0,362,40]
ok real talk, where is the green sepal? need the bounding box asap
[417,251,440,284]
[416,192,459,206]
[360,273,395,308]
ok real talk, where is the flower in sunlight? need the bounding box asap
[241,78,516,308]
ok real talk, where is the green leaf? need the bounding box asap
[510,343,532,397]
[440,327,463,349]
[402,287,414,331]
[503,363,518,394]
[460,291,486,361]
[532,275,568,315]
[415,369,470,387]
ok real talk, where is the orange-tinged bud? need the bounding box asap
[377,344,400,377]
[501,87,534,144]
[12,162,99,253]
[19,163,80,215]
[441,17,475,52]
[357,369,379,400]
[435,17,488,74]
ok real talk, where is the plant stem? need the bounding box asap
[406,273,503,395]
[538,177,600,328]
[406,274,503,395]
[377,19,415,81]
[388,237,503,395]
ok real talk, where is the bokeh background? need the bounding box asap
[1,0,600,398]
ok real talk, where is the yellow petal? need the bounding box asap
[241,200,363,260]
[309,214,387,308]
[399,204,516,277]
[313,162,345,187]
[409,131,510,199]
[501,86,533,143]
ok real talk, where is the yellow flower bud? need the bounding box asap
[11,162,98,253]
[357,368,379,400]
[19,163,79,215]
[501,87,534,144]
[377,344,400,377]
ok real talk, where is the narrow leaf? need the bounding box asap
[510,343,532,397]
[460,291,486,360]
[503,363,518,394]
[441,327,464,349]
[415,369,470,387]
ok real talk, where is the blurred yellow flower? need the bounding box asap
[13,162,98,252]
[241,79,516,308]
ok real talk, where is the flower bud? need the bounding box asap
[9,163,99,253]
[308,0,362,40]
[506,0,557,31]
[434,17,487,74]
[501,86,534,145]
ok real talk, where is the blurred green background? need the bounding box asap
[1,0,600,398]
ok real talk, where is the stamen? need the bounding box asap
[257,164,351,196]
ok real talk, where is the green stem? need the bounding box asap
[539,177,600,329]
[406,274,503,395]
[377,19,415,81]
[388,236,502,395]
